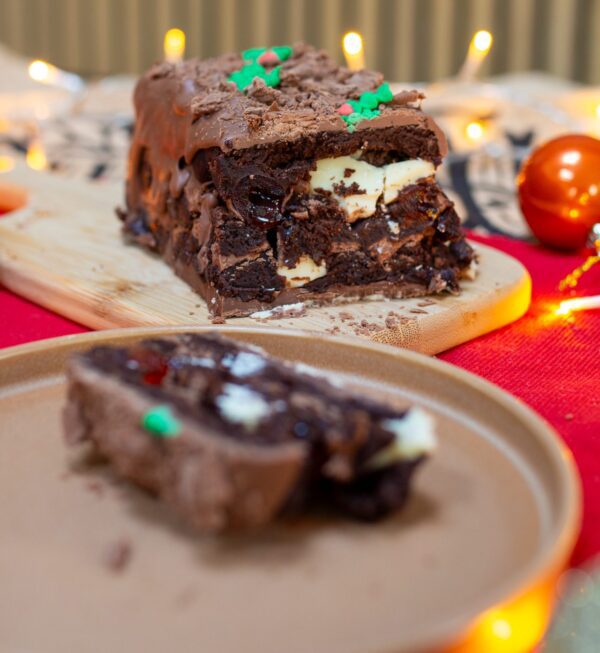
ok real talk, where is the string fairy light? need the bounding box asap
[465,120,485,142]
[28,59,84,93]
[555,224,600,316]
[164,28,186,63]
[342,31,365,71]
[556,295,600,316]
[0,155,14,173]
[459,30,493,82]
[26,139,47,171]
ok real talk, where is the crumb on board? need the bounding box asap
[211,316,226,324]
[86,480,105,498]
[409,308,428,314]
[353,320,381,336]
[104,539,132,573]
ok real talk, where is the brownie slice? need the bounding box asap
[63,333,436,532]
[119,43,475,317]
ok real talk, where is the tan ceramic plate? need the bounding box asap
[0,327,580,653]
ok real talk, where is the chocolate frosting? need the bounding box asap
[131,43,447,166]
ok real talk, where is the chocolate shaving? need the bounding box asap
[332,180,365,197]
[104,539,132,573]
[389,90,426,107]
[191,90,233,118]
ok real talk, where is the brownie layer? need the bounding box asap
[64,334,434,530]
[119,43,475,316]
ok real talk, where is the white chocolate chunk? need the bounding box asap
[310,156,384,221]
[225,352,266,377]
[367,407,437,468]
[215,383,270,430]
[250,302,306,320]
[383,159,435,204]
[386,218,400,235]
[277,255,327,288]
[309,156,435,221]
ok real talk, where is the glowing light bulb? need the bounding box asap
[342,31,365,70]
[28,60,57,84]
[459,30,494,81]
[465,120,485,141]
[0,155,14,173]
[457,585,554,653]
[164,28,186,63]
[28,58,84,93]
[556,295,600,315]
[473,30,493,54]
[26,141,47,171]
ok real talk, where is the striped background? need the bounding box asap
[0,0,599,83]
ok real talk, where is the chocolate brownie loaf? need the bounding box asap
[63,333,436,532]
[119,43,474,317]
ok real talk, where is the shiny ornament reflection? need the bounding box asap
[517,134,600,250]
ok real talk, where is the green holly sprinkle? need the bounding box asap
[338,83,394,131]
[229,45,293,91]
[242,47,268,62]
[264,66,280,87]
[271,45,293,61]
[359,92,379,110]
[141,406,181,438]
[375,82,393,103]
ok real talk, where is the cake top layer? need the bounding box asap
[134,42,446,159]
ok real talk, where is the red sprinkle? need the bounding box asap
[129,349,169,386]
[337,103,354,116]
[143,364,168,386]
[258,51,280,66]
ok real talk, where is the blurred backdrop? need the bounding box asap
[0,0,599,83]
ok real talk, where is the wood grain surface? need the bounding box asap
[0,163,531,354]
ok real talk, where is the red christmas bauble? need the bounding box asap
[517,134,600,250]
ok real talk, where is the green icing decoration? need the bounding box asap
[359,92,379,110]
[375,82,393,103]
[339,83,394,131]
[271,45,293,61]
[142,405,181,438]
[229,45,293,91]
[242,47,268,61]
[264,66,281,87]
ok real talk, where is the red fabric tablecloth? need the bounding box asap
[1,232,598,564]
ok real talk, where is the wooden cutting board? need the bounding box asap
[0,162,530,355]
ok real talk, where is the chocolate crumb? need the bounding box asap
[104,539,132,573]
[211,316,226,324]
[409,308,428,314]
[339,311,354,322]
[343,167,355,178]
[417,299,436,307]
[332,180,366,197]
[86,480,105,497]
[353,320,381,336]
[385,316,399,328]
